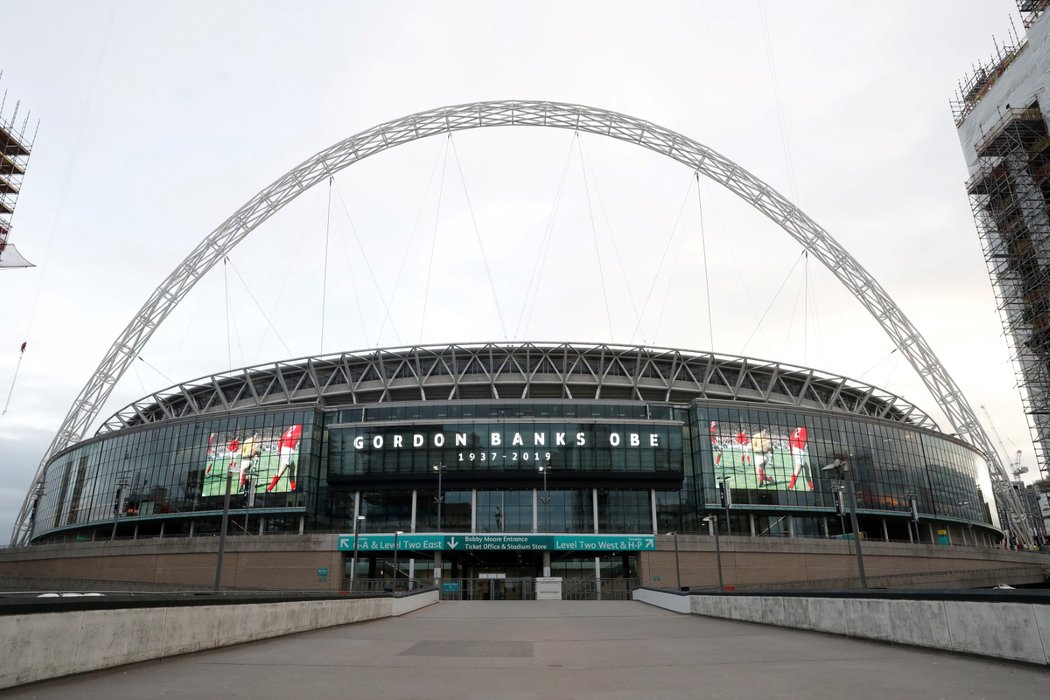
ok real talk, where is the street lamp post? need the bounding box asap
[822,457,867,589]
[433,465,446,530]
[703,515,724,591]
[350,514,366,593]
[392,530,404,591]
[668,531,683,591]
[538,465,552,532]
[213,464,235,592]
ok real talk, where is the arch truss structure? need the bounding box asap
[10,100,1031,545]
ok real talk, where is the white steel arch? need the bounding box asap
[10,100,1030,545]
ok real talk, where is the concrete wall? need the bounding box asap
[2,533,1047,593]
[639,535,1050,590]
[634,588,1050,666]
[0,590,438,690]
[0,534,346,591]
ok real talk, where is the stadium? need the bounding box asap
[4,101,1048,595]
[9,341,1029,595]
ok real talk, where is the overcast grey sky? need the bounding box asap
[0,0,1034,539]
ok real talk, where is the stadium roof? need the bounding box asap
[97,343,939,434]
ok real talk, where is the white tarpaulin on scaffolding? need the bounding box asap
[0,244,34,268]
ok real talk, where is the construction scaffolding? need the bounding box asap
[966,102,1050,482]
[950,26,1026,127]
[1018,0,1050,29]
[0,76,37,269]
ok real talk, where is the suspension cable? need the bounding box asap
[449,135,509,340]
[517,133,576,340]
[759,0,800,206]
[629,175,695,344]
[331,183,404,346]
[377,137,449,347]
[1,343,27,416]
[226,257,292,357]
[652,200,691,342]
[135,355,175,386]
[223,257,232,371]
[576,135,614,341]
[420,136,450,344]
[335,215,370,348]
[740,249,806,354]
[696,171,715,351]
[781,258,808,359]
[708,195,772,353]
[577,135,644,342]
[249,186,325,363]
[321,175,333,354]
[803,250,809,363]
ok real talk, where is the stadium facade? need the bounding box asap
[25,342,1005,586]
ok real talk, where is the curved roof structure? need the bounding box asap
[99,343,938,434]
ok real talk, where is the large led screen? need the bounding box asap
[201,424,302,496]
[709,421,814,492]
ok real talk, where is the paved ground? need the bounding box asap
[4,601,1048,699]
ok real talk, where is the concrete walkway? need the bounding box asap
[3,601,1047,699]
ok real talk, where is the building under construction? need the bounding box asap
[0,77,35,269]
[955,0,1050,480]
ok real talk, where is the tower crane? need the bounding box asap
[980,406,1035,545]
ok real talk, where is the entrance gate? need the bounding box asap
[436,577,638,601]
[439,578,537,601]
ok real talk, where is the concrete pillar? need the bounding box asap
[353,491,360,531]
[298,515,305,535]
[409,558,415,581]
[542,550,551,577]
[471,489,477,532]
[532,489,538,533]
[750,514,756,537]
[787,516,795,539]
[158,522,165,539]
[592,489,600,533]
[411,490,417,533]
[189,521,195,538]
[434,552,442,581]
[882,519,889,542]
[821,517,829,538]
[927,523,935,544]
[907,520,913,544]
[133,523,139,540]
[650,489,658,534]
[258,517,265,536]
[707,516,715,536]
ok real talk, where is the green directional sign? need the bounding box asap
[551,534,656,551]
[337,533,657,552]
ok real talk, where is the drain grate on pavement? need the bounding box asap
[398,641,535,658]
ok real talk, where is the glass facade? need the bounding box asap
[28,398,999,546]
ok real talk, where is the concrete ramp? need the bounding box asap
[8,599,1048,699]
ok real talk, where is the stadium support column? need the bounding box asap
[650,489,657,534]
[592,489,599,534]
